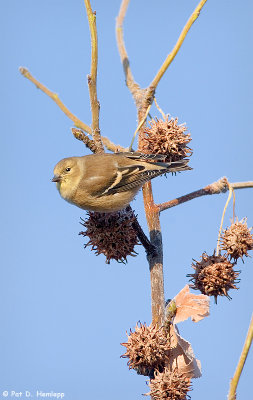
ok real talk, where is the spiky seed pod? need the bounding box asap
[220,218,253,261]
[188,252,240,302]
[146,368,192,400]
[139,116,192,162]
[121,323,171,377]
[79,208,139,264]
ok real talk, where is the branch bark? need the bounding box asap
[142,182,165,327]
[116,0,141,101]
[228,314,253,400]
[84,0,104,153]
[158,178,253,212]
[116,0,208,329]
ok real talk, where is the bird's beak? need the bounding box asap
[52,174,61,183]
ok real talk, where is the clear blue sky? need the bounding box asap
[1,1,253,399]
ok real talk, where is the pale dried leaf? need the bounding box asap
[173,284,210,324]
[166,324,202,379]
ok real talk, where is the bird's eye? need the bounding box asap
[65,167,71,172]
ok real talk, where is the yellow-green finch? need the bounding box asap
[52,152,191,212]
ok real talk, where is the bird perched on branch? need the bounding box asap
[52,152,191,212]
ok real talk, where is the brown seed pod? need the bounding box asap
[121,323,171,377]
[79,208,139,264]
[187,252,240,303]
[220,217,253,261]
[146,368,192,400]
[139,116,192,162]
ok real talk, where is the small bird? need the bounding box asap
[52,152,191,212]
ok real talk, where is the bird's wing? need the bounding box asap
[99,163,166,195]
[100,155,191,195]
[82,153,191,197]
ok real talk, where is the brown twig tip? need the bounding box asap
[19,66,29,77]
[71,128,98,153]
[205,177,229,194]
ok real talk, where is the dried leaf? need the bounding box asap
[173,285,210,324]
[166,324,202,379]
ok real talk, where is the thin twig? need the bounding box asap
[228,314,253,400]
[216,184,233,256]
[158,178,253,212]
[116,0,141,99]
[101,137,128,153]
[149,0,207,90]
[154,97,166,120]
[19,67,120,153]
[19,67,92,135]
[84,0,104,153]
[129,103,152,151]
[232,189,236,223]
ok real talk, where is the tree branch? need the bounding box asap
[142,182,165,327]
[228,314,253,400]
[84,0,104,153]
[158,178,253,212]
[19,67,122,154]
[19,67,92,135]
[149,0,208,90]
[72,128,127,153]
[116,0,208,330]
[116,0,142,103]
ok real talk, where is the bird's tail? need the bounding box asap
[163,159,192,173]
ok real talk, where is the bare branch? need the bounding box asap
[158,178,253,212]
[149,0,207,90]
[142,182,165,327]
[19,67,122,154]
[115,0,208,330]
[19,67,92,135]
[101,137,128,153]
[84,0,104,153]
[116,0,141,101]
[228,314,253,400]
[72,128,98,153]
[231,181,253,190]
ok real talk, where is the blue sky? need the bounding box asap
[1,1,253,399]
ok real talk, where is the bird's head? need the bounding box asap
[52,157,81,194]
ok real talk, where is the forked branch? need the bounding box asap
[116,0,208,329]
